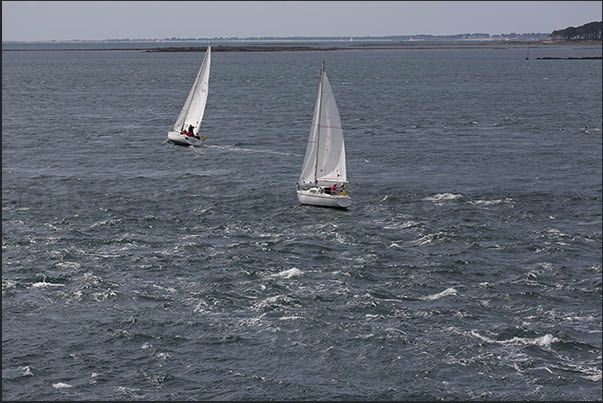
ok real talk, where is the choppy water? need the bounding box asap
[2,42,602,400]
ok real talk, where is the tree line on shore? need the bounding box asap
[551,21,602,40]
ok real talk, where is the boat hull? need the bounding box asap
[167,131,203,147]
[296,188,351,209]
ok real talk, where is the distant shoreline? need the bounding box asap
[2,40,601,52]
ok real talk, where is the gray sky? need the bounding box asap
[2,1,602,41]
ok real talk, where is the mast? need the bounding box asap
[314,61,325,185]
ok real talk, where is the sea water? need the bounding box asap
[2,42,602,400]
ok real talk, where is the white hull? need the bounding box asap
[167,131,204,147]
[296,188,351,209]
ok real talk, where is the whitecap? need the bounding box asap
[252,295,293,310]
[2,279,17,290]
[356,333,375,339]
[156,352,170,360]
[32,281,64,288]
[469,330,560,348]
[423,193,463,202]
[55,262,81,270]
[20,365,33,376]
[272,268,303,279]
[279,315,303,321]
[422,287,458,300]
[383,220,418,230]
[545,228,567,238]
[52,382,73,389]
[152,284,177,293]
[469,199,504,206]
[92,290,116,302]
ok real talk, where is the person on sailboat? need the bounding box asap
[331,184,337,194]
[188,124,195,137]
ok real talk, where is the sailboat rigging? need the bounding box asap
[167,44,211,147]
[296,61,351,209]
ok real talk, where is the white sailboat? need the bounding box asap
[296,61,351,209]
[167,44,211,146]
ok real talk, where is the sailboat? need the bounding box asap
[167,44,211,146]
[296,61,351,209]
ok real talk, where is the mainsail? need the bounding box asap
[299,65,347,186]
[172,45,211,135]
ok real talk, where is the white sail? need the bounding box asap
[172,45,211,135]
[298,68,346,186]
[298,75,322,185]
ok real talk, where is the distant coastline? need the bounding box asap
[3,39,602,53]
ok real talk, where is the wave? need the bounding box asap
[423,193,463,202]
[206,143,300,157]
[31,281,65,288]
[252,294,296,311]
[271,267,303,279]
[469,330,560,348]
[52,382,73,389]
[2,279,17,290]
[383,220,419,230]
[421,287,458,300]
[20,366,33,377]
[468,197,514,206]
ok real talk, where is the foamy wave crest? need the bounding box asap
[20,366,34,377]
[424,193,463,202]
[383,220,418,230]
[272,268,303,279]
[468,197,514,206]
[32,281,65,288]
[55,262,81,270]
[52,382,73,389]
[470,331,560,348]
[252,295,294,310]
[193,299,210,313]
[156,352,170,360]
[279,315,304,321]
[152,284,177,293]
[3,279,17,290]
[422,287,458,300]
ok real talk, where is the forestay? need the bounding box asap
[298,69,347,186]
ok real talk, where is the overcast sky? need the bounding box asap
[2,1,602,41]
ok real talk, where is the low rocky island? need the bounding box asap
[145,45,342,52]
[536,56,602,60]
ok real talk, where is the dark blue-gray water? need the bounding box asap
[2,42,602,400]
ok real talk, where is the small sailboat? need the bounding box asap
[296,61,351,209]
[167,44,211,146]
